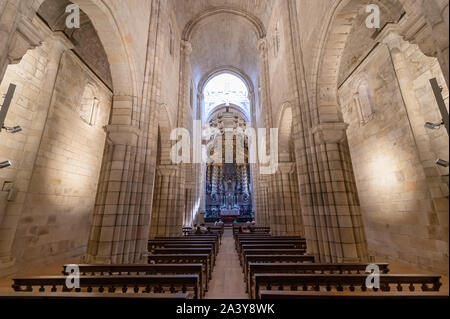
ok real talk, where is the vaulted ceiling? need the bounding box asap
[173,0,276,86]
[173,0,276,31]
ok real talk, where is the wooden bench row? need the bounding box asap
[253,273,442,299]
[233,231,443,299]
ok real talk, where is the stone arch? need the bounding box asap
[156,104,174,165]
[182,7,266,41]
[313,0,404,124]
[36,0,136,98]
[199,66,255,97]
[200,68,254,123]
[277,103,294,162]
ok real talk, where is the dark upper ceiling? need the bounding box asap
[38,0,112,89]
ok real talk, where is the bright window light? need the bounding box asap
[204,73,250,119]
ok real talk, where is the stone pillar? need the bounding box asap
[269,162,303,236]
[150,166,182,238]
[85,123,147,264]
[0,25,71,276]
[255,176,270,227]
[304,123,368,263]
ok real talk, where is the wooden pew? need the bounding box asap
[242,255,315,288]
[233,226,270,236]
[152,248,215,268]
[259,291,448,299]
[253,274,442,299]
[241,249,308,267]
[150,238,219,253]
[246,263,390,298]
[149,241,217,258]
[156,235,220,247]
[61,264,205,299]
[0,292,193,300]
[235,236,306,252]
[147,254,211,285]
[238,240,306,253]
[12,275,201,299]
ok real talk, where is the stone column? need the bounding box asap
[0,25,71,276]
[150,166,182,238]
[304,123,368,263]
[269,162,303,236]
[85,123,146,264]
[255,176,270,227]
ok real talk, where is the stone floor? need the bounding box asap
[205,227,248,299]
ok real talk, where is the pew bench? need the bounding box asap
[236,238,306,253]
[61,264,206,298]
[152,248,215,268]
[149,242,217,258]
[246,263,390,298]
[12,275,201,299]
[0,292,193,300]
[241,249,308,267]
[150,238,219,253]
[147,254,211,283]
[258,291,448,299]
[253,274,442,299]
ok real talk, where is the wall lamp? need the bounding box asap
[424,121,444,130]
[0,160,12,169]
[2,125,22,133]
[436,159,449,168]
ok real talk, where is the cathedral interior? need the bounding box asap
[0,0,448,304]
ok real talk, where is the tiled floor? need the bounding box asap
[205,227,248,299]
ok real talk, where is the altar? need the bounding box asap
[220,208,240,217]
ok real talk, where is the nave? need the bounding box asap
[0,223,448,300]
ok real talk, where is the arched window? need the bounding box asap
[354,78,375,126]
[204,73,250,120]
[79,84,100,126]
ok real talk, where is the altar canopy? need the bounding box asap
[204,110,253,220]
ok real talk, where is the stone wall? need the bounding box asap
[339,43,449,273]
[13,51,111,265]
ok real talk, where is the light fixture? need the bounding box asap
[2,125,22,133]
[424,121,444,130]
[0,160,12,169]
[436,159,449,168]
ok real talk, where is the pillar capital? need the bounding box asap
[312,122,349,144]
[277,162,296,175]
[104,124,142,146]
[7,15,43,64]
[156,165,179,177]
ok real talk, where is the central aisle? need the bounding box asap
[206,227,248,299]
